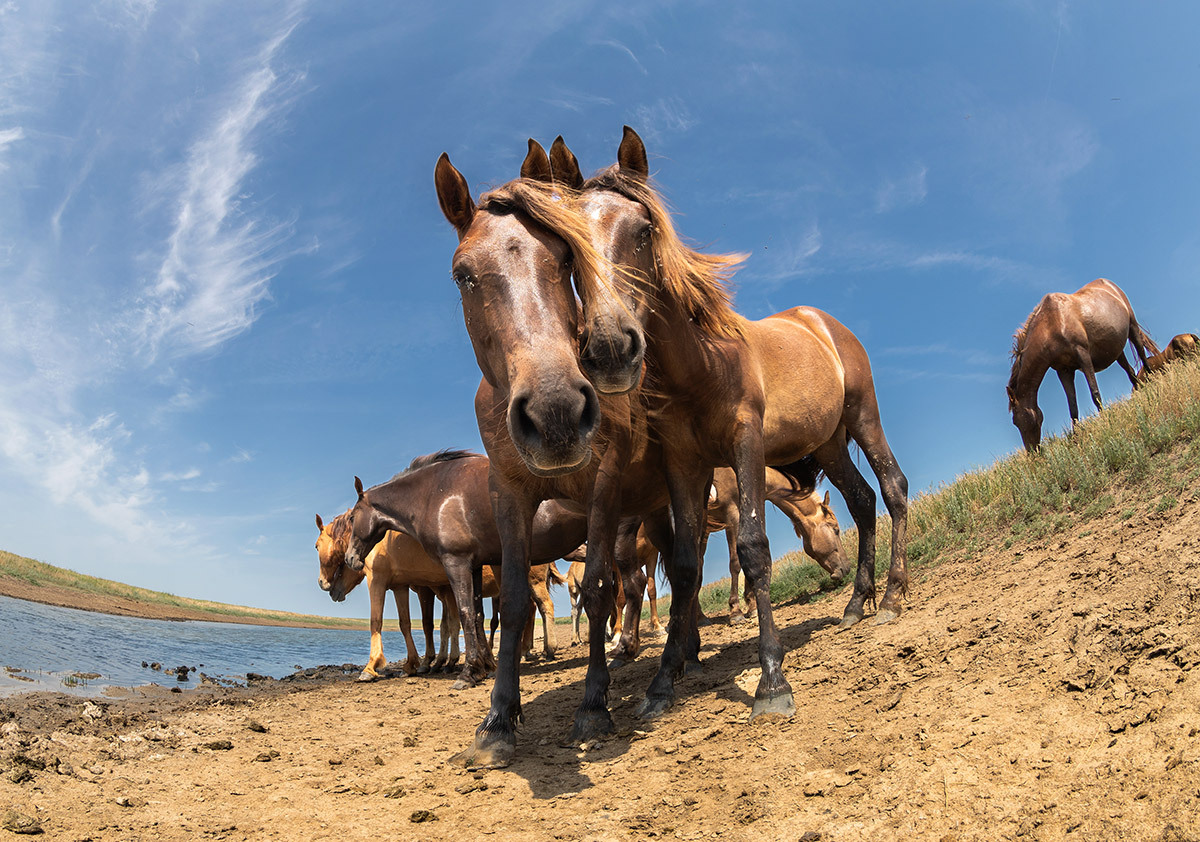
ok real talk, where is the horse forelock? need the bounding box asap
[327,512,352,543]
[583,167,745,340]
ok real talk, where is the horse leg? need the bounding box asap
[1057,368,1081,426]
[373,584,399,679]
[570,585,582,646]
[729,436,794,721]
[636,461,710,721]
[536,579,557,659]
[643,510,673,638]
[449,491,535,771]
[849,419,910,625]
[417,585,436,674]
[567,454,626,746]
[816,434,879,630]
[489,597,500,651]
[444,556,490,690]
[521,597,537,662]
[609,518,646,668]
[725,513,747,623]
[1078,357,1103,412]
[441,587,462,670]
[1116,350,1139,389]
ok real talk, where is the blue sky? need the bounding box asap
[2,2,1198,620]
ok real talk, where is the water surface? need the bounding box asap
[0,594,429,697]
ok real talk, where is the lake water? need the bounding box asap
[0,594,432,697]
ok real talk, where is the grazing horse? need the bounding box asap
[1007,278,1157,451]
[705,466,848,624]
[316,514,461,680]
[1138,333,1199,382]
[429,148,673,767]
[551,127,909,722]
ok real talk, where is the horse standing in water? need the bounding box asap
[549,127,909,721]
[1007,278,1157,451]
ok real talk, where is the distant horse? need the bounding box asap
[429,149,674,767]
[1007,278,1157,451]
[565,531,663,651]
[316,514,461,680]
[317,508,562,672]
[1138,333,1199,382]
[553,127,908,721]
[705,466,848,624]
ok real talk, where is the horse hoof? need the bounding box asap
[874,607,901,625]
[567,709,614,746]
[837,611,863,632]
[448,733,515,770]
[415,666,431,676]
[646,627,665,638]
[635,694,674,720]
[683,659,703,676]
[728,614,750,626]
[357,670,377,682]
[751,690,796,722]
[608,657,629,670]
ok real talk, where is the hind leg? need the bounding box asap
[815,435,879,630]
[1079,357,1103,411]
[1116,351,1139,389]
[852,429,909,625]
[417,586,436,674]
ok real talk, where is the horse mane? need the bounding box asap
[1008,302,1042,391]
[388,448,481,482]
[583,165,747,339]
[328,512,352,543]
[477,178,616,311]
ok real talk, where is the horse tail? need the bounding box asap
[546,561,567,587]
[1129,315,1159,362]
[770,454,824,495]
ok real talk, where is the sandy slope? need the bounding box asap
[3,486,1200,841]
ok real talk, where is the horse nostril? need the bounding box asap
[578,383,599,437]
[625,326,644,361]
[512,395,539,444]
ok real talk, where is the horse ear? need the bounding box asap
[315,513,324,532]
[1005,385,1016,408]
[435,153,475,234]
[520,139,553,183]
[549,136,584,190]
[354,476,365,500]
[617,126,649,180]
[822,491,831,508]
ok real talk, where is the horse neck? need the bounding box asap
[644,291,741,392]
[368,477,424,537]
[1010,350,1048,406]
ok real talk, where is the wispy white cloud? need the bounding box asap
[875,164,928,213]
[748,220,823,287]
[0,126,23,170]
[630,97,697,145]
[594,38,647,75]
[134,19,304,360]
[161,467,202,483]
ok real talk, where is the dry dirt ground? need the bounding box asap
[3,490,1200,841]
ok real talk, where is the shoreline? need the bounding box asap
[0,576,368,631]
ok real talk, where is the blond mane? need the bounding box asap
[584,167,747,339]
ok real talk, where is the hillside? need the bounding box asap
[2,357,1199,839]
[0,550,368,630]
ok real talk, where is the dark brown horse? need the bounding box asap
[551,127,909,721]
[1137,333,1198,382]
[340,450,586,690]
[430,149,673,767]
[1007,278,1157,451]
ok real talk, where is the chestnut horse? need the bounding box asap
[340,450,586,691]
[1007,278,1157,451]
[1137,333,1198,382]
[430,149,675,767]
[316,514,461,680]
[565,531,664,650]
[551,127,909,722]
[705,466,848,624]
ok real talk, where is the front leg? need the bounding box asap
[443,556,491,689]
[637,459,711,720]
[608,517,646,667]
[364,583,395,681]
[449,484,535,770]
[568,449,627,745]
[416,586,436,674]
[1057,369,1080,425]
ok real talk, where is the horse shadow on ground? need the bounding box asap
[414,609,844,800]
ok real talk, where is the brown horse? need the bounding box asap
[1138,333,1198,382]
[317,511,561,671]
[432,147,674,767]
[1007,278,1157,451]
[565,532,663,650]
[339,450,586,691]
[552,127,909,722]
[316,515,461,680]
[705,466,848,624]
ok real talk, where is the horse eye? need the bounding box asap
[452,270,475,291]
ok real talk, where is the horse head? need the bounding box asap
[434,147,606,476]
[314,512,364,602]
[1006,385,1043,452]
[342,476,392,573]
[794,490,850,581]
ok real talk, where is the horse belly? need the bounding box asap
[378,532,450,589]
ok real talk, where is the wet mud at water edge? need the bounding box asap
[3,493,1200,840]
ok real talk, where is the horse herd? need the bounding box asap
[313,127,1195,770]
